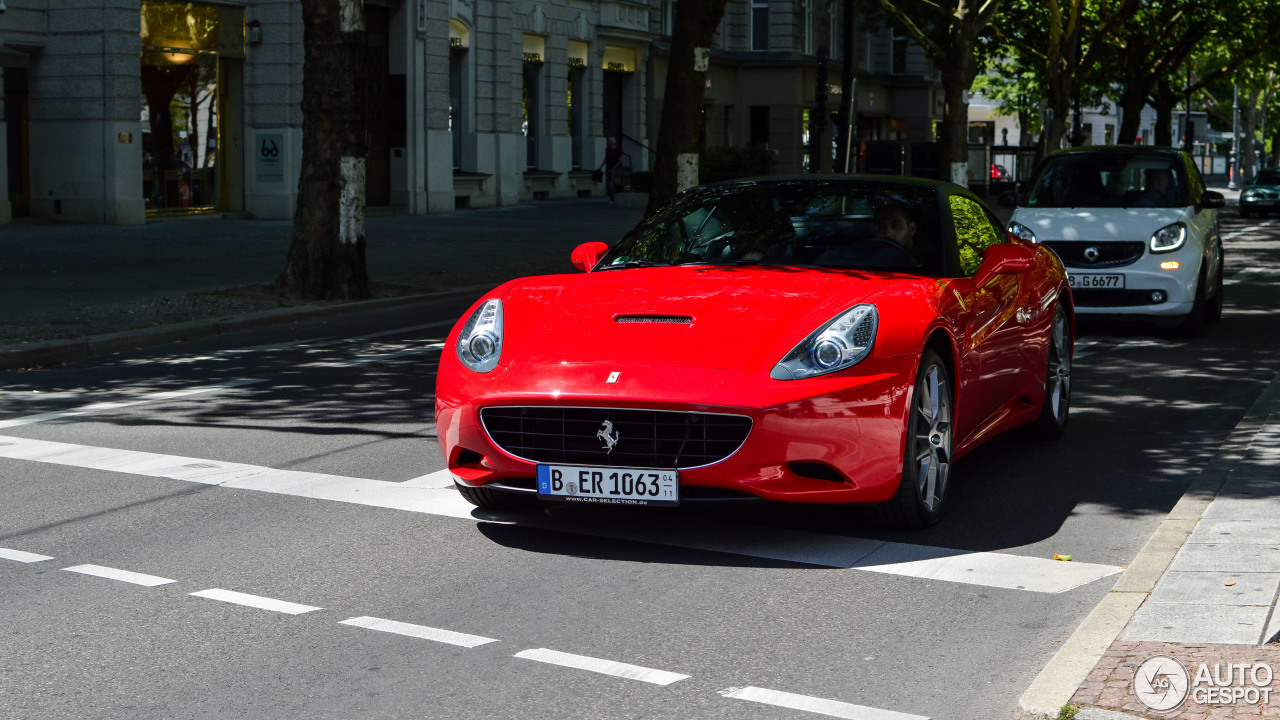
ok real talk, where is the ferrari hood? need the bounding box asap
[1011,206,1189,243]
[498,266,887,371]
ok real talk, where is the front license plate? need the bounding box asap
[536,465,679,507]
[1068,273,1125,289]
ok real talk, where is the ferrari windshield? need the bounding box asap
[1024,152,1188,209]
[599,180,943,275]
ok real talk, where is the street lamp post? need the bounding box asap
[1229,83,1240,190]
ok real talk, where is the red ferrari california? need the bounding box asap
[435,177,1073,528]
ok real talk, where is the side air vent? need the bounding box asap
[615,315,693,324]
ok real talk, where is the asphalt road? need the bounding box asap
[2,215,1278,720]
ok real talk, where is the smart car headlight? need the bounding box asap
[1009,221,1038,243]
[771,305,878,380]
[1150,222,1187,253]
[456,298,503,372]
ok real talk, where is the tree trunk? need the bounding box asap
[276,0,371,301]
[646,0,731,215]
[939,58,971,184]
[1115,85,1148,145]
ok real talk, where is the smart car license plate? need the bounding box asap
[536,465,679,506]
[1068,273,1125,289]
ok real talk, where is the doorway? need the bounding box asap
[3,67,29,217]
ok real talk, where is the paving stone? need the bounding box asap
[1148,571,1280,606]
[1123,603,1272,644]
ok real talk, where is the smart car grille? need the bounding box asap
[479,407,752,469]
[1072,289,1166,307]
[1043,241,1146,268]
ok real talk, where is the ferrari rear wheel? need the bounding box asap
[1029,303,1072,439]
[873,349,952,529]
[455,481,535,510]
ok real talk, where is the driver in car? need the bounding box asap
[815,202,920,268]
[873,202,917,253]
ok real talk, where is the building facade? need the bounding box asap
[1,0,938,226]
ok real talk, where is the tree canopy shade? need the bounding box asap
[991,0,1137,151]
[872,0,1005,184]
[276,0,371,301]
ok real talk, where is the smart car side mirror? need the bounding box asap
[571,241,610,272]
[1199,190,1225,211]
[973,243,1035,287]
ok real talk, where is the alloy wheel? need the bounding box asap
[913,362,952,513]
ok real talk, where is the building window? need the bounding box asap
[449,21,471,172]
[522,35,545,170]
[751,0,769,51]
[892,30,908,74]
[800,0,813,55]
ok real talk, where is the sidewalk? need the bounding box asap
[0,197,646,369]
[1019,368,1280,719]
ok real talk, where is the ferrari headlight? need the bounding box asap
[456,299,503,372]
[1150,222,1186,253]
[1009,221,1038,243]
[771,305,878,380]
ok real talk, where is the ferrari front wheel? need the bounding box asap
[1030,303,1072,440]
[873,349,953,529]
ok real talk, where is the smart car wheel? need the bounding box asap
[1206,247,1224,322]
[873,349,952,529]
[1030,303,1071,440]
[1179,265,1208,337]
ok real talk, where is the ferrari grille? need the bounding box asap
[479,407,752,469]
[615,315,693,324]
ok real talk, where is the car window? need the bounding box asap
[950,195,1004,276]
[1256,170,1280,185]
[1024,153,1187,208]
[603,181,945,276]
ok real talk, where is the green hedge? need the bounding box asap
[698,145,778,184]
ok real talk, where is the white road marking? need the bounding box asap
[63,564,175,587]
[0,379,266,429]
[0,547,53,563]
[339,616,497,648]
[719,686,929,720]
[0,435,1121,593]
[513,648,689,686]
[399,469,458,488]
[190,588,321,615]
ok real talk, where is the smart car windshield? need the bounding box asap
[1024,153,1187,209]
[599,180,943,276]
[1254,169,1280,186]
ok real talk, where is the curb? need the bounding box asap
[1015,368,1280,719]
[0,284,491,371]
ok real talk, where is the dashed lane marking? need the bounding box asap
[190,588,322,615]
[63,564,176,587]
[339,616,498,648]
[514,648,690,686]
[719,686,929,720]
[0,435,1122,593]
[0,379,266,429]
[0,547,54,563]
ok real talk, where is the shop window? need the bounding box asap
[139,1,244,215]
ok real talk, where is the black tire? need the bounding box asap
[871,349,953,529]
[1206,249,1224,322]
[1179,265,1208,337]
[1029,303,1071,440]
[455,481,535,510]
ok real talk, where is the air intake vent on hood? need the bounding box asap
[615,315,693,324]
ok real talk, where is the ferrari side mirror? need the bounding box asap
[571,241,610,272]
[973,243,1035,287]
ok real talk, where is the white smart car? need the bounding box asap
[1007,147,1225,335]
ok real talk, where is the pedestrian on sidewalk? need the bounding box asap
[602,137,623,206]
